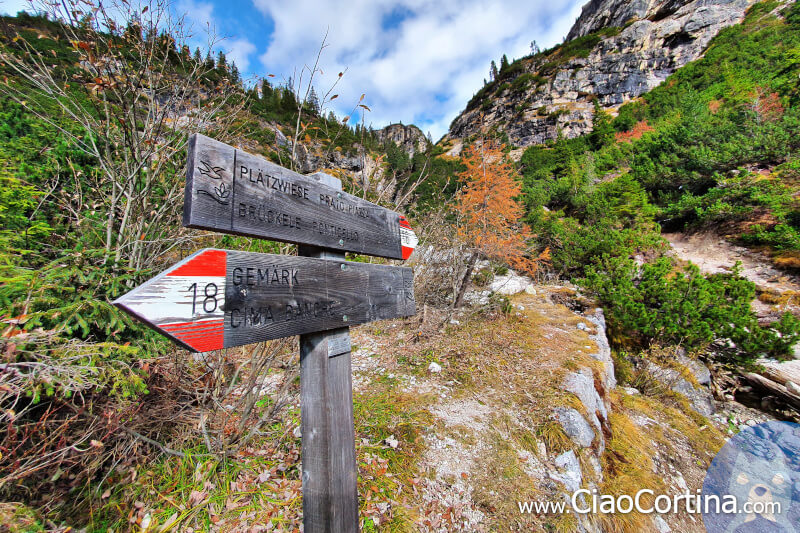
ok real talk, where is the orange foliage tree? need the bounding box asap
[753,87,785,123]
[615,120,654,143]
[453,140,540,307]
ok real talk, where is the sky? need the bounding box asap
[1,0,585,140]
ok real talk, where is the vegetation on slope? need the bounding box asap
[513,0,800,361]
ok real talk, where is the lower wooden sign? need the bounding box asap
[113,249,415,352]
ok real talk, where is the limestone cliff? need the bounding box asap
[375,123,430,157]
[447,0,760,148]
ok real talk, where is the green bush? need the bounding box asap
[582,256,800,362]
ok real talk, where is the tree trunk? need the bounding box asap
[453,251,479,309]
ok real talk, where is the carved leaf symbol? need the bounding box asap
[215,182,229,199]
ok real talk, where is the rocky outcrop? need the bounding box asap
[375,123,430,157]
[447,0,759,148]
[567,0,688,40]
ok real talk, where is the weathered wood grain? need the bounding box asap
[113,248,415,352]
[183,133,417,260]
[223,250,414,349]
[299,244,359,533]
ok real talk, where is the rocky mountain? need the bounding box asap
[374,123,430,157]
[447,0,762,148]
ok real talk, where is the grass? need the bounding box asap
[353,374,435,531]
[0,503,46,532]
[470,429,546,529]
[597,411,663,533]
[94,434,304,531]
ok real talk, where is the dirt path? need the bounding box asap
[664,232,800,320]
[664,232,800,293]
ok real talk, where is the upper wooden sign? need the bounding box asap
[184,134,418,260]
[113,248,415,352]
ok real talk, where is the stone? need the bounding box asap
[385,435,399,449]
[563,368,608,427]
[554,407,596,448]
[654,515,671,533]
[374,123,429,158]
[786,381,800,395]
[551,450,583,493]
[622,387,640,395]
[792,343,800,360]
[646,362,716,417]
[489,270,534,295]
[676,354,712,386]
[274,127,288,147]
[577,322,589,331]
[428,362,442,373]
[586,309,617,390]
[524,285,537,295]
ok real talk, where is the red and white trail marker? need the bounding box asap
[114,249,227,352]
[399,215,418,260]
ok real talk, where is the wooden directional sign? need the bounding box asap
[113,248,415,352]
[184,134,419,260]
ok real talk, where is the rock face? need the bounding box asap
[375,123,430,157]
[447,0,759,148]
[567,0,689,40]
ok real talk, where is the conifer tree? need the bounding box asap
[453,141,541,307]
[500,54,509,73]
[307,86,320,113]
[229,62,240,84]
[590,101,614,149]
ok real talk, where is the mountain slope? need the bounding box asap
[447,0,763,148]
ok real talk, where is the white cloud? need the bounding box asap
[176,0,215,33]
[225,38,256,72]
[174,0,255,77]
[254,0,584,139]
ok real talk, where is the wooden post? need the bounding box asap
[298,173,359,533]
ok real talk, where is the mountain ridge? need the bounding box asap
[446,0,764,148]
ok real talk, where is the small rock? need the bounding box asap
[622,387,640,395]
[537,441,547,457]
[554,407,595,448]
[449,319,460,325]
[792,344,800,360]
[577,322,589,331]
[293,426,302,439]
[517,305,525,311]
[746,419,758,427]
[551,450,583,493]
[654,515,671,533]
[524,286,537,295]
[428,362,442,373]
[385,435,399,449]
[786,381,800,395]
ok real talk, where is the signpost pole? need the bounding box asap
[298,174,359,533]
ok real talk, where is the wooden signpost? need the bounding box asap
[113,248,414,352]
[114,137,418,533]
[184,134,418,260]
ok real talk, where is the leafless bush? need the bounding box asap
[191,339,300,457]
[404,207,468,309]
[1,0,245,272]
[0,333,198,517]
